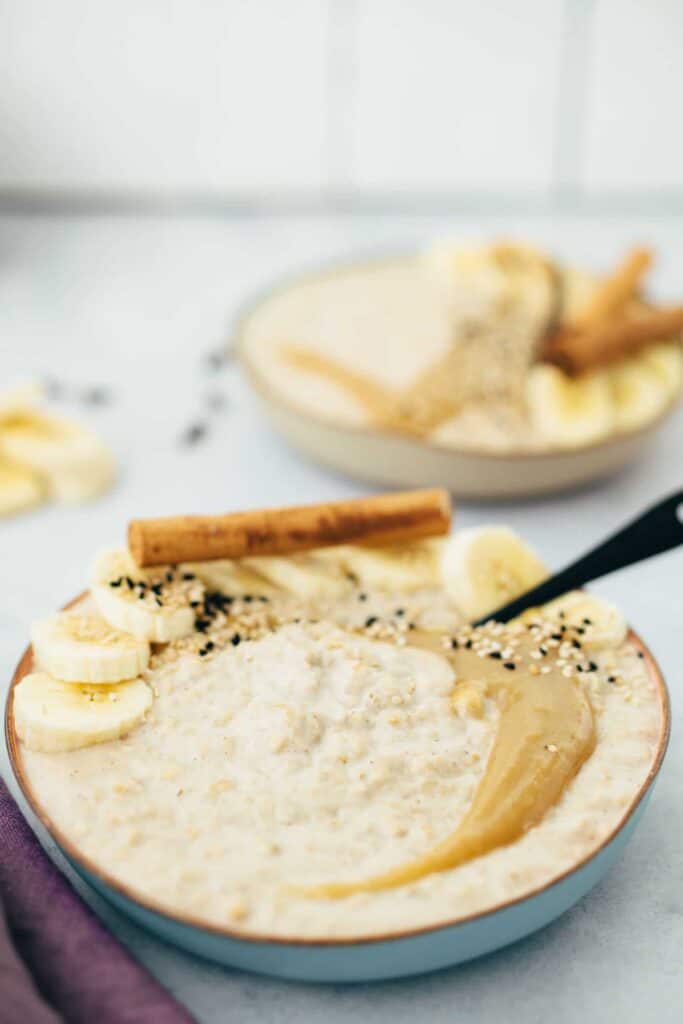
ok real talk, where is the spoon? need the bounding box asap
[474,489,683,626]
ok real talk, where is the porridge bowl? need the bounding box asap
[236,247,683,498]
[5,495,671,981]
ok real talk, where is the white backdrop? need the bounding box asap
[1,0,681,204]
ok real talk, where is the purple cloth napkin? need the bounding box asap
[0,775,198,1024]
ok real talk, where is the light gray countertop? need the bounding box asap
[0,213,681,1023]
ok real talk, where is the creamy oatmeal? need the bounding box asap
[240,244,683,453]
[15,534,664,940]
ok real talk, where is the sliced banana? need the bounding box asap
[242,553,352,599]
[640,341,683,400]
[536,591,627,651]
[91,549,199,642]
[610,357,670,432]
[442,526,547,621]
[181,559,278,597]
[0,407,114,503]
[32,612,150,684]
[14,671,152,753]
[0,458,45,517]
[526,364,614,447]
[0,380,44,421]
[319,538,444,592]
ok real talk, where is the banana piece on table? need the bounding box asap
[0,406,115,503]
[640,341,683,401]
[0,458,45,517]
[536,591,627,651]
[441,526,547,621]
[14,671,152,753]
[32,612,150,684]
[526,364,615,447]
[242,553,352,599]
[91,549,199,642]
[318,538,444,592]
[610,357,671,432]
[0,380,45,421]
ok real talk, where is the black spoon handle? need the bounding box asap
[473,489,683,626]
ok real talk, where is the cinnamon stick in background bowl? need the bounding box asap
[128,489,452,567]
[545,306,683,376]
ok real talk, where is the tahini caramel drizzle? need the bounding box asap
[298,626,596,899]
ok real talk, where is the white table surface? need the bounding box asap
[0,212,681,1023]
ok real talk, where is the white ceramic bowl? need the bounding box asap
[235,255,679,499]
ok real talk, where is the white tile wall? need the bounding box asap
[349,0,564,193]
[0,0,682,202]
[0,0,328,191]
[582,0,683,193]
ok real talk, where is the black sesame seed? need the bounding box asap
[489,651,502,660]
[165,571,174,583]
[583,617,593,625]
[504,662,516,670]
[243,595,254,603]
[539,646,548,656]
[259,595,269,603]
[126,577,135,589]
[198,648,207,657]
[182,573,196,581]
[465,639,473,649]
[365,616,378,628]
[450,638,459,649]
[231,633,242,646]
[206,641,215,651]
[358,592,368,602]
[607,675,616,683]
[395,608,405,617]
[151,583,163,596]
[155,597,163,607]
[109,578,123,588]
[194,618,209,633]
[637,652,644,659]
[576,665,584,672]
[180,421,207,447]
[408,622,416,630]
[551,633,562,641]
[190,600,201,608]
[558,611,566,619]
[138,591,145,600]
[588,661,598,672]
[572,639,582,650]
[576,627,586,635]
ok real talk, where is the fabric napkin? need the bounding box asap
[0,774,198,1024]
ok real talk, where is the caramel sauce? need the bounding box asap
[300,630,595,899]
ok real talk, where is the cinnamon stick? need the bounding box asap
[128,489,452,567]
[570,246,653,329]
[545,306,683,375]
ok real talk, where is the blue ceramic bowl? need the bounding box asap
[6,624,670,982]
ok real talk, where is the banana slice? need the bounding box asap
[0,380,44,421]
[319,539,444,592]
[180,559,279,597]
[32,612,150,684]
[14,671,152,753]
[526,364,615,447]
[0,407,114,503]
[536,591,627,651]
[442,526,547,621]
[242,553,352,599]
[641,341,683,400]
[0,459,45,517]
[91,549,200,642]
[610,357,670,432]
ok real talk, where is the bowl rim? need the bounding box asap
[5,593,671,949]
[233,249,680,463]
